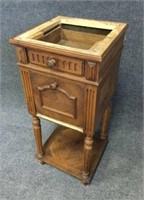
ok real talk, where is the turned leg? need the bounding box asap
[32,116,44,158]
[101,103,112,140]
[82,136,94,185]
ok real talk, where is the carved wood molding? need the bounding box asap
[84,87,97,136]
[58,59,84,76]
[38,84,77,118]
[84,136,94,150]
[28,50,84,76]
[20,69,36,115]
[16,47,28,64]
[38,83,76,100]
[85,62,98,81]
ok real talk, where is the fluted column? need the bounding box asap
[32,116,44,158]
[82,136,94,184]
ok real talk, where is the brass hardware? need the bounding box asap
[36,113,83,133]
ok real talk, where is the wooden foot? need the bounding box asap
[101,103,112,140]
[82,136,93,184]
[32,116,44,158]
[81,172,90,185]
[39,160,45,165]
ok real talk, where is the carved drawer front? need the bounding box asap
[27,49,84,76]
[30,71,85,127]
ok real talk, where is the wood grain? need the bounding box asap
[61,29,107,47]
[36,126,108,182]
[37,83,77,119]
[30,71,85,127]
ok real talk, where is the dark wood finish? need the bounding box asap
[9,16,128,185]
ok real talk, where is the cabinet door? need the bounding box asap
[30,71,85,128]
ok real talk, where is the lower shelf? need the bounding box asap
[36,126,108,182]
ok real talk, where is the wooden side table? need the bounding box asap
[9,16,128,184]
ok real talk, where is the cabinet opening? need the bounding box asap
[37,24,111,50]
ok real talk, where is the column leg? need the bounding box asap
[82,136,93,185]
[101,103,112,140]
[32,116,44,158]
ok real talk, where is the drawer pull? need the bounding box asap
[47,59,56,68]
[50,83,58,90]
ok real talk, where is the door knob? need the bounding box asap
[47,59,56,68]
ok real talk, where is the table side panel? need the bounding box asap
[95,52,122,127]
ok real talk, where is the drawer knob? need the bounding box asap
[50,83,58,90]
[47,59,56,68]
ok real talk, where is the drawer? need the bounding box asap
[30,71,85,127]
[27,49,84,76]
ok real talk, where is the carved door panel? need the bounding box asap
[30,72,85,127]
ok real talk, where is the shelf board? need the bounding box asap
[36,126,108,182]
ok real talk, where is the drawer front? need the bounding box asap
[30,71,85,127]
[27,49,84,76]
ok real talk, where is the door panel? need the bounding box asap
[30,71,85,127]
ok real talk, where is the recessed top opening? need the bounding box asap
[37,24,112,50]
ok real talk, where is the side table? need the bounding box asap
[9,16,128,184]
